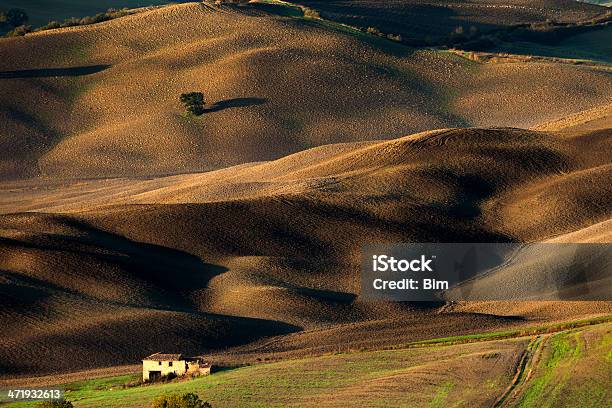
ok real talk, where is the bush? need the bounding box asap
[39,21,61,30]
[216,0,250,4]
[6,24,31,36]
[180,92,205,116]
[3,8,130,36]
[366,26,382,36]
[36,401,74,408]
[302,7,320,19]
[386,33,402,42]
[151,392,212,408]
[60,17,81,28]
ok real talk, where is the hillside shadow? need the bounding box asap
[0,216,229,311]
[205,97,267,113]
[0,64,110,79]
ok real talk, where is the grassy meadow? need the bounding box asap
[3,320,610,408]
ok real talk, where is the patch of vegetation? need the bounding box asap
[517,333,582,408]
[5,25,32,37]
[270,0,611,52]
[428,381,454,408]
[0,8,30,36]
[35,401,73,408]
[444,13,612,51]
[602,332,612,361]
[394,315,612,349]
[147,372,183,384]
[3,8,130,37]
[41,8,129,30]
[490,25,612,64]
[244,0,320,19]
[215,0,251,5]
[152,392,212,408]
[365,26,402,42]
[5,320,610,408]
[180,92,206,116]
[444,25,497,51]
[301,6,320,19]
[64,374,141,392]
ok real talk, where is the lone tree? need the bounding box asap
[180,92,205,116]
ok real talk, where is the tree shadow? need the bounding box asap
[0,64,111,79]
[204,97,267,113]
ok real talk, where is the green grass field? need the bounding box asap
[3,319,610,408]
[1,344,512,408]
[516,329,611,408]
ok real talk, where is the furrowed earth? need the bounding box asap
[0,1,610,407]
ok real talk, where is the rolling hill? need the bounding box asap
[291,0,610,42]
[1,118,611,377]
[0,0,610,384]
[1,1,611,180]
[0,0,189,28]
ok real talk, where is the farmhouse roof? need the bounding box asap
[143,352,183,361]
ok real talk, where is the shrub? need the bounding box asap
[39,21,61,30]
[59,17,81,28]
[366,26,382,36]
[386,33,402,42]
[144,371,177,384]
[6,24,31,36]
[4,8,131,36]
[36,401,74,408]
[216,0,250,4]
[363,26,403,43]
[151,392,212,408]
[180,92,205,116]
[302,7,320,19]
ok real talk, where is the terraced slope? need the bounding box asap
[1,1,611,179]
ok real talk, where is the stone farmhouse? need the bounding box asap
[142,352,211,381]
